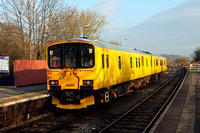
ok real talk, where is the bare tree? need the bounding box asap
[109,41,121,46]
[79,10,107,39]
[47,9,107,41]
[1,0,65,59]
[176,57,189,67]
[194,47,200,62]
[0,0,108,60]
[0,23,24,67]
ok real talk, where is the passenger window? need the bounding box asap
[102,54,104,68]
[141,56,144,66]
[119,56,121,69]
[106,55,109,68]
[139,58,140,67]
[130,57,132,68]
[146,58,148,67]
[156,59,158,66]
[136,57,138,68]
[160,60,163,66]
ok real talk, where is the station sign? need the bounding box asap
[0,56,9,73]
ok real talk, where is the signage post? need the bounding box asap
[0,56,12,86]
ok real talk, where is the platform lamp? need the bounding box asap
[82,25,90,38]
[123,38,128,47]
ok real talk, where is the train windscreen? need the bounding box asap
[48,45,62,68]
[64,46,78,68]
[81,45,94,68]
[48,43,94,68]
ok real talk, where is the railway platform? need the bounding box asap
[0,84,47,106]
[0,84,49,129]
[152,72,200,133]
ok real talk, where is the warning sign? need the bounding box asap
[0,56,9,73]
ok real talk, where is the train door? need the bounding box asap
[105,50,110,87]
[101,50,105,87]
[161,59,163,72]
[141,56,145,76]
[101,49,109,88]
[151,56,154,75]
[130,55,134,80]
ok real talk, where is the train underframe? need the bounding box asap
[49,72,166,109]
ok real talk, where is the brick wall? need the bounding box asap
[13,60,47,86]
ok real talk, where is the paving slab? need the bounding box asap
[151,72,200,133]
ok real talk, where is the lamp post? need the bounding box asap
[122,38,128,47]
[82,25,90,38]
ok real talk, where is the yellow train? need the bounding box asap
[46,38,167,109]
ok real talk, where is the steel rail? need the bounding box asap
[43,113,83,133]
[143,68,186,133]
[98,69,183,133]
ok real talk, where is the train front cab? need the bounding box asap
[47,41,97,109]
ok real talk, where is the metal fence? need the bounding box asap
[190,64,200,72]
[0,74,14,86]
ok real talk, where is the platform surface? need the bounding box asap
[0,84,47,107]
[152,72,200,133]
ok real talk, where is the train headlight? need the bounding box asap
[83,80,93,85]
[49,80,59,85]
[48,73,52,79]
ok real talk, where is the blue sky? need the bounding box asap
[68,0,188,27]
[67,0,199,56]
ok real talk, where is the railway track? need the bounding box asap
[9,69,184,133]
[99,68,186,133]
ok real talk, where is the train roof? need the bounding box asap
[66,38,164,58]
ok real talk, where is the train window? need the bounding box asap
[119,56,121,69]
[139,58,140,68]
[130,57,132,68]
[65,46,78,68]
[136,57,138,68]
[156,59,158,66]
[106,55,109,68]
[102,54,104,68]
[48,45,62,68]
[146,58,148,67]
[160,60,163,66]
[154,59,156,66]
[80,46,94,68]
[141,56,144,66]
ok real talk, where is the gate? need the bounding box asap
[190,64,200,72]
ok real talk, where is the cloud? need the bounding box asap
[101,0,200,56]
[92,0,122,20]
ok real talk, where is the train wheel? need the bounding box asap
[141,82,146,89]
